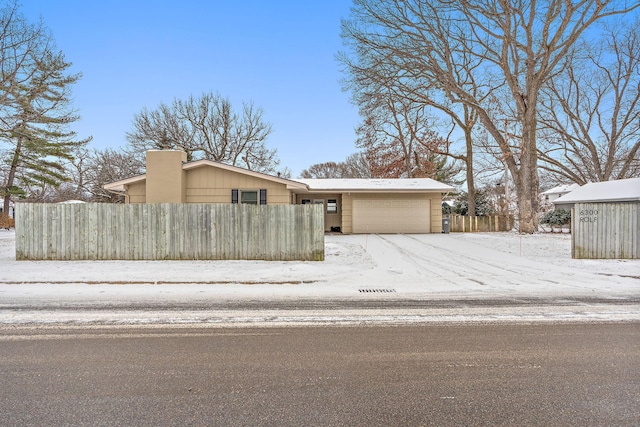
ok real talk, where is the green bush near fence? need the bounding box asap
[541,209,571,227]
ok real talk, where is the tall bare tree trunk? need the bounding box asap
[464,129,476,218]
[3,138,21,215]
[516,111,540,234]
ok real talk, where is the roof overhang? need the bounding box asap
[103,160,310,193]
[103,174,146,193]
[292,178,455,194]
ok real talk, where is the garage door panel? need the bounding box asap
[352,198,430,233]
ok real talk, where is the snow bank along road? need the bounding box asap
[0,230,638,325]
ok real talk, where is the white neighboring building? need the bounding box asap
[540,183,580,205]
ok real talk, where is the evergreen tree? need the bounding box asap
[453,190,494,217]
[0,3,88,214]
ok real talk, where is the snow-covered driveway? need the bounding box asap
[359,233,638,296]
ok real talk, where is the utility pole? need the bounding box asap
[503,120,510,216]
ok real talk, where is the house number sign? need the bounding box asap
[579,209,598,223]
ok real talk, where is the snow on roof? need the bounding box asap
[295,178,455,192]
[553,177,640,204]
[103,174,146,192]
[103,158,456,194]
[540,183,580,196]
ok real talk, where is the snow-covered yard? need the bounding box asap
[0,229,637,298]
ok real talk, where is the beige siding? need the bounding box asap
[127,181,146,204]
[146,150,187,203]
[430,194,443,233]
[297,193,342,231]
[342,194,353,234]
[185,167,291,204]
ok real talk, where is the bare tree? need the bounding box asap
[20,181,85,203]
[341,16,482,214]
[354,89,445,178]
[20,147,144,203]
[0,1,44,108]
[126,92,281,174]
[343,152,374,178]
[300,161,347,178]
[340,0,638,233]
[300,152,373,179]
[84,148,144,203]
[538,24,640,183]
[63,147,92,200]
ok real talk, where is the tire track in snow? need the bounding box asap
[375,235,503,287]
[403,235,526,275]
[379,234,560,288]
[372,235,451,279]
[401,234,614,291]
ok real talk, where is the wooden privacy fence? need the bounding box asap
[572,202,639,259]
[448,214,514,233]
[15,203,325,261]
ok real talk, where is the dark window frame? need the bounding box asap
[327,199,338,214]
[240,190,258,205]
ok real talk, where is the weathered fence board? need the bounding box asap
[572,202,639,259]
[15,203,325,261]
[448,214,514,233]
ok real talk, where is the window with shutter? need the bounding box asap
[241,191,258,204]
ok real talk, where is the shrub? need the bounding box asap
[541,209,571,226]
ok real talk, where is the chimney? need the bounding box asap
[145,150,187,203]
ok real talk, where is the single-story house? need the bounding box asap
[540,183,580,205]
[553,178,640,211]
[104,150,454,234]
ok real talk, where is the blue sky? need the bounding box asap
[22,0,360,177]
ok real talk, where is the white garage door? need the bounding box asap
[352,198,431,233]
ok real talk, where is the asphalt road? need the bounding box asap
[1,323,639,426]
